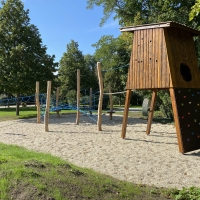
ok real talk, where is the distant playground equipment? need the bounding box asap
[96,62,129,129]
[37,62,128,132]
[120,21,200,153]
[38,72,100,132]
[0,93,46,108]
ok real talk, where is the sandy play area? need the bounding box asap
[0,113,200,189]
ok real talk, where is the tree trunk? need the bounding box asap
[16,93,20,116]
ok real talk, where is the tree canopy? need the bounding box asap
[86,0,200,116]
[87,0,200,28]
[190,0,200,21]
[58,40,98,99]
[0,0,58,96]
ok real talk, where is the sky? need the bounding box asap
[21,0,121,63]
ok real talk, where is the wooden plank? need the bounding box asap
[126,60,131,89]
[153,29,158,88]
[148,29,153,88]
[36,81,40,123]
[121,89,132,138]
[108,85,113,120]
[144,29,148,88]
[169,88,184,153]
[133,33,137,89]
[146,90,157,135]
[161,29,168,88]
[137,31,141,89]
[120,21,200,36]
[140,30,144,89]
[157,29,162,88]
[127,34,134,89]
[130,36,134,89]
[164,28,176,88]
[97,62,103,131]
[76,69,80,125]
[45,81,51,132]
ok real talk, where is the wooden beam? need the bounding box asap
[89,88,92,115]
[97,62,103,131]
[45,81,51,132]
[169,88,184,153]
[121,89,132,138]
[108,85,113,120]
[76,69,80,125]
[36,81,41,123]
[146,90,157,135]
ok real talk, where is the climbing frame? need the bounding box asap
[120,21,200,153]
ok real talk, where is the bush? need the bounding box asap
[138,90,173,120]
[157,91,173,120]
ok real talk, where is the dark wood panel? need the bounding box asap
[174,88,200,153]
[164,28,200,88]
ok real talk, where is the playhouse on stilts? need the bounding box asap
[120,21,200,153]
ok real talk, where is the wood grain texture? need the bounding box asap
[121,90,132,139]
[97,62,103,131]
[36,81,40,123]
[127,28,171,89]
[169,88,184,153]
[127,26,200,89]
[164,28,200,88]
[146,90,157,135]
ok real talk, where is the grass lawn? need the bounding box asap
[0,106,199,199]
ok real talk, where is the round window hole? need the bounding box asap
[180,63,192,82]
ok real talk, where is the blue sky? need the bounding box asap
[22,0,121,63]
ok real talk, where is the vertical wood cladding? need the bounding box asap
[126,27,200,90]
[164,27,200,88]
[127,28,171,89]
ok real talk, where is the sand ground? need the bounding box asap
[0,113,200,189]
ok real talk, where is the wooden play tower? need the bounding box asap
[120,21,200,153]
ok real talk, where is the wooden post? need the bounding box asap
[44,81,51,132]
[169,88,184,153]
[121,89,132,138]
[76,69,80,125]
[146,90,157,135]
[89,88,92,115]
[108,85,113,120]
[56,87,60,118]
[97,62,103,131]
[36,81,41,123]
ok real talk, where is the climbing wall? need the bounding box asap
[175,88,200,153]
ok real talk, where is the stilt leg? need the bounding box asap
[169,88,184,153]
[121,89,132,139]
[146,90,157,135]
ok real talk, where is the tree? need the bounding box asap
[87,0,199,27]
[84,54,99,92]
[93,35,130,105]
[87,0,200,114]
[190,0,200,21]
[0,0,58,115]
[58,40,91,101]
